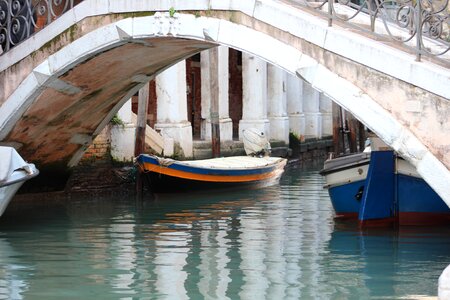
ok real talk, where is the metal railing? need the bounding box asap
[0,0,78,54]
[292,0,450,63]
[0,0,449,64]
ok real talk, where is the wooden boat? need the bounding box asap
[0,146,39,216]
[320,138,449,226]
[136,154,287,193]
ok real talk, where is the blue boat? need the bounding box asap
[136,154,287,193]
[320,144,450,226]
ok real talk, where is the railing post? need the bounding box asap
[328,0,333,27]
[5,0,11,52]
[415,0,422,62]
[366,0,375,32]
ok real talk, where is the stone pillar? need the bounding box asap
[239,54,269,139]
[303,83,322,138]
[110,99,136,162]
[267,65,289,144]
[201,46,233,141]
[287,74,305,139]
[320,93,333,136]
[155,61,193,158]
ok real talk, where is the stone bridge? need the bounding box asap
[0,0,449,203]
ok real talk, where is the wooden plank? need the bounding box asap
[347,113,358,153]
[208,47,221,158]
[135,83,150,197]
[332,101,342,156]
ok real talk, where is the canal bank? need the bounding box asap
[11,135,333,206]
[66,135,333,193]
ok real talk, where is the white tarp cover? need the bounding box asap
[0,147,29,184]
[176,156,285,169]
[242,128,271,156]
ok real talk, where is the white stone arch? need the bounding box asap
[0,12,448,204]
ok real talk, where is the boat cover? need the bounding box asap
[154,155,284,170]
[242,128,271,156]
[0,147,31,185]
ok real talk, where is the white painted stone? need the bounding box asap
[239,53,270,140]
[320,94,333,136]
[109,0,209,13]
[155,123,193,158]
[163,136,175,157]
[287,74,305,137]
[47,23,127,74]
[216,19,303,76]
[0,72,42,140]
[405,100,422,113]
[201,46,233,141]
[267,64,289,143]
[303,82,322,138]
[439,265,450,299]
[110,99,136,162]
[72,0,110,22]
[111,124,136,162]
[202,118,234,142]
[253,0,328,49]
[117,100,134,125]
[155,61,193,158]
[210,0,256,17]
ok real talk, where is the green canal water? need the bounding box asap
[0,165,449,299]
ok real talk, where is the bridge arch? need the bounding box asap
[0,1,448,203]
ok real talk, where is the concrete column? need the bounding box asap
[267,65,289,144]
[287,74,305,139]
[303,83,322,138]
[239,54,269,139]
[201,46,233,141]
[155,61,193,158]
[320,93,333,136]
[110,99,136,162]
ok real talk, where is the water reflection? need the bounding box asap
[0,167,448,299]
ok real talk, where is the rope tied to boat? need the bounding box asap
[156,157,176,167]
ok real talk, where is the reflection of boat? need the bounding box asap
[327,222,450,298]
[0,147,39,217]
[320,138,449,226]
[136,155,287,193]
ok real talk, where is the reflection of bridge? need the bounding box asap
[0,0,449,203]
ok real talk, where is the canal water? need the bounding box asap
[0,165,449,299]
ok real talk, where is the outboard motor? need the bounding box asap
[242,128,271,157]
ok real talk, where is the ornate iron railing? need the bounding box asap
[0,0,449,64]
[293,0,450,63]
[0,0,77,54]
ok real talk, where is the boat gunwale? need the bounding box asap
[137,154,287,176]
[0,166,39,188]
[320,160,370,176]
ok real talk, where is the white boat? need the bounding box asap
[0,147,39,216]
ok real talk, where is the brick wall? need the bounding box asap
[228,49,243,139]
[81,125,111,162]
[186,55,202,138]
